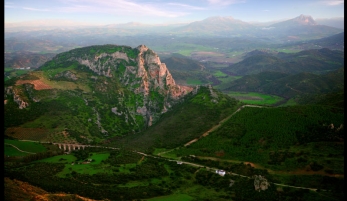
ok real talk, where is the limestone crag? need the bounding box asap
[74,44,193,127]
[134,45,193,125]
[136,45,192,99]
[5,86,29,109]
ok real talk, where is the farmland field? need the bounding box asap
[147,193,194,201]
[226,91,284,105]
[186,78,203,85]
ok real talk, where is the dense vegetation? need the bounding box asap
[171,104,344,175]
[109,86,241,153]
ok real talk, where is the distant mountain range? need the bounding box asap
[5,51,55,68]
[6,15,343,39]
[315,17,344,29]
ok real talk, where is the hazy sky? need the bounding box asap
[5,0,344,25]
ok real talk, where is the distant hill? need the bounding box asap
[270,14,317,27]
[275,32,344,51]
[225,48,344,75]
[309,32,344,50]
[242,49,277,59]
[297,89,344,110]
[5,37,74,53]
[259,15,343,41]
[5,51,55,69]
[171,15,343,40]
[172,16,255,36]
[162,54,206,71]
[161,54,211,85]
[315,17,344,29]
[222,68,344,99]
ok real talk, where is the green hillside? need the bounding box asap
[4,44,193,143]
[110,85,241,152]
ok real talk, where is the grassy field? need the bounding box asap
[154,43,215,56]
[147,193,194,201]
[5,67,13,72]
[5,69,31,81]
[186,78,203,85]
[279,98,298,106]
[4,144,31,156]
[213,70,228,78]
[36,152,113,177]
[214,75,242,89]
[226,91,284,105]
[4,139,47,154]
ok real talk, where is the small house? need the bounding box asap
[216,169,226,176]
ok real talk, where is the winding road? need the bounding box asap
[5,143,36,154]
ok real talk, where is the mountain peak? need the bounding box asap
[137,44,149,52]
[293,14,316,25]
[271,14,317,27]
[205,16,235,21]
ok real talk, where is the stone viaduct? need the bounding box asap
[52,143,118,152]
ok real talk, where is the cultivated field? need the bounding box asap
[226,91,284,105]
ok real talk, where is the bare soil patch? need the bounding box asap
[5,127,49,141]
[16,80,52,90]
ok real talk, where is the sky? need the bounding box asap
[4,0,344,25]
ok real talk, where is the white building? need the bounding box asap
[216,170,226,176]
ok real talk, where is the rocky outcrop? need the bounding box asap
[136,45,192,98]
[54,70,78,81]
[253,175,270,192]
[5,86,29,109]
[75,44,193,127]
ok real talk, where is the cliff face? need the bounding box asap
[135,45,192,99]
[74,44,193,126]
[5,44,193,137]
